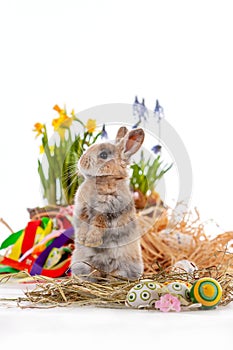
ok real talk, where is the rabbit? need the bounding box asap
[71,126,145,281]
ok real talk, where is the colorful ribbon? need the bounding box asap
[0,215,74,277]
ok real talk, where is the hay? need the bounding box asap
[139,207,233,274]
[1,266,232,309]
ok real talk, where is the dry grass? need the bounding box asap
[1,265,232,309]
[139,207,233,274]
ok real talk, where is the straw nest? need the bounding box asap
[139,206,233,274]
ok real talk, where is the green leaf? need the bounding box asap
[130,153,172,195]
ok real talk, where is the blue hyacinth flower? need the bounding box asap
[154,99,164,121]
[133,96,140,117]
[138,98,148,121]
[101,124,108,139]
[151,144,162,154]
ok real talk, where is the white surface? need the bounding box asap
[0,282,232,348]
[1,306,233,347]
[0,284,233,349]
[0,1,233,347]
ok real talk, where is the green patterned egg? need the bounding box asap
[163,281,191,301]
[126,280,161,308]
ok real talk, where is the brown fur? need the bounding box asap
[71,127,145,280]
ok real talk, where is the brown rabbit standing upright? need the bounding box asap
[71,126,145,280]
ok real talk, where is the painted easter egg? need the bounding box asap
[126,280,161,308]
[190,277,222,309]
[172,260,198,275]
[159,230,194,248]
[163,281,191,302]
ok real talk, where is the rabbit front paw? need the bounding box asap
[84,228,103,247]
[77,224,89,245]
[77,224,103,247]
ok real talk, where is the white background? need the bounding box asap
[0,0,233,233]
[0,0,233,348]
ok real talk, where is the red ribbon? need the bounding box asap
[21,220,41,255]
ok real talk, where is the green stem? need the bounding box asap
[47,180,56,205]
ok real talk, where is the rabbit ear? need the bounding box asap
[122,128,144,159]
[115,126,128,143]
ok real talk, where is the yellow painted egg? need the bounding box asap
[126,280,161,308]
[190,277,222,309]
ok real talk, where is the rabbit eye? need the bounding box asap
[99,151,108,159]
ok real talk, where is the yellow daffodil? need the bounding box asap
[52,116,63,130]
[52,115,72,139]
[39,145,44,154]
[52,104,73,138]
[33,123,45,138]
[61,115,73,128]
[85,119,96,133]
[53,105,62,113]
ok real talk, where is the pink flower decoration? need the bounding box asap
[155,294,181,312]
